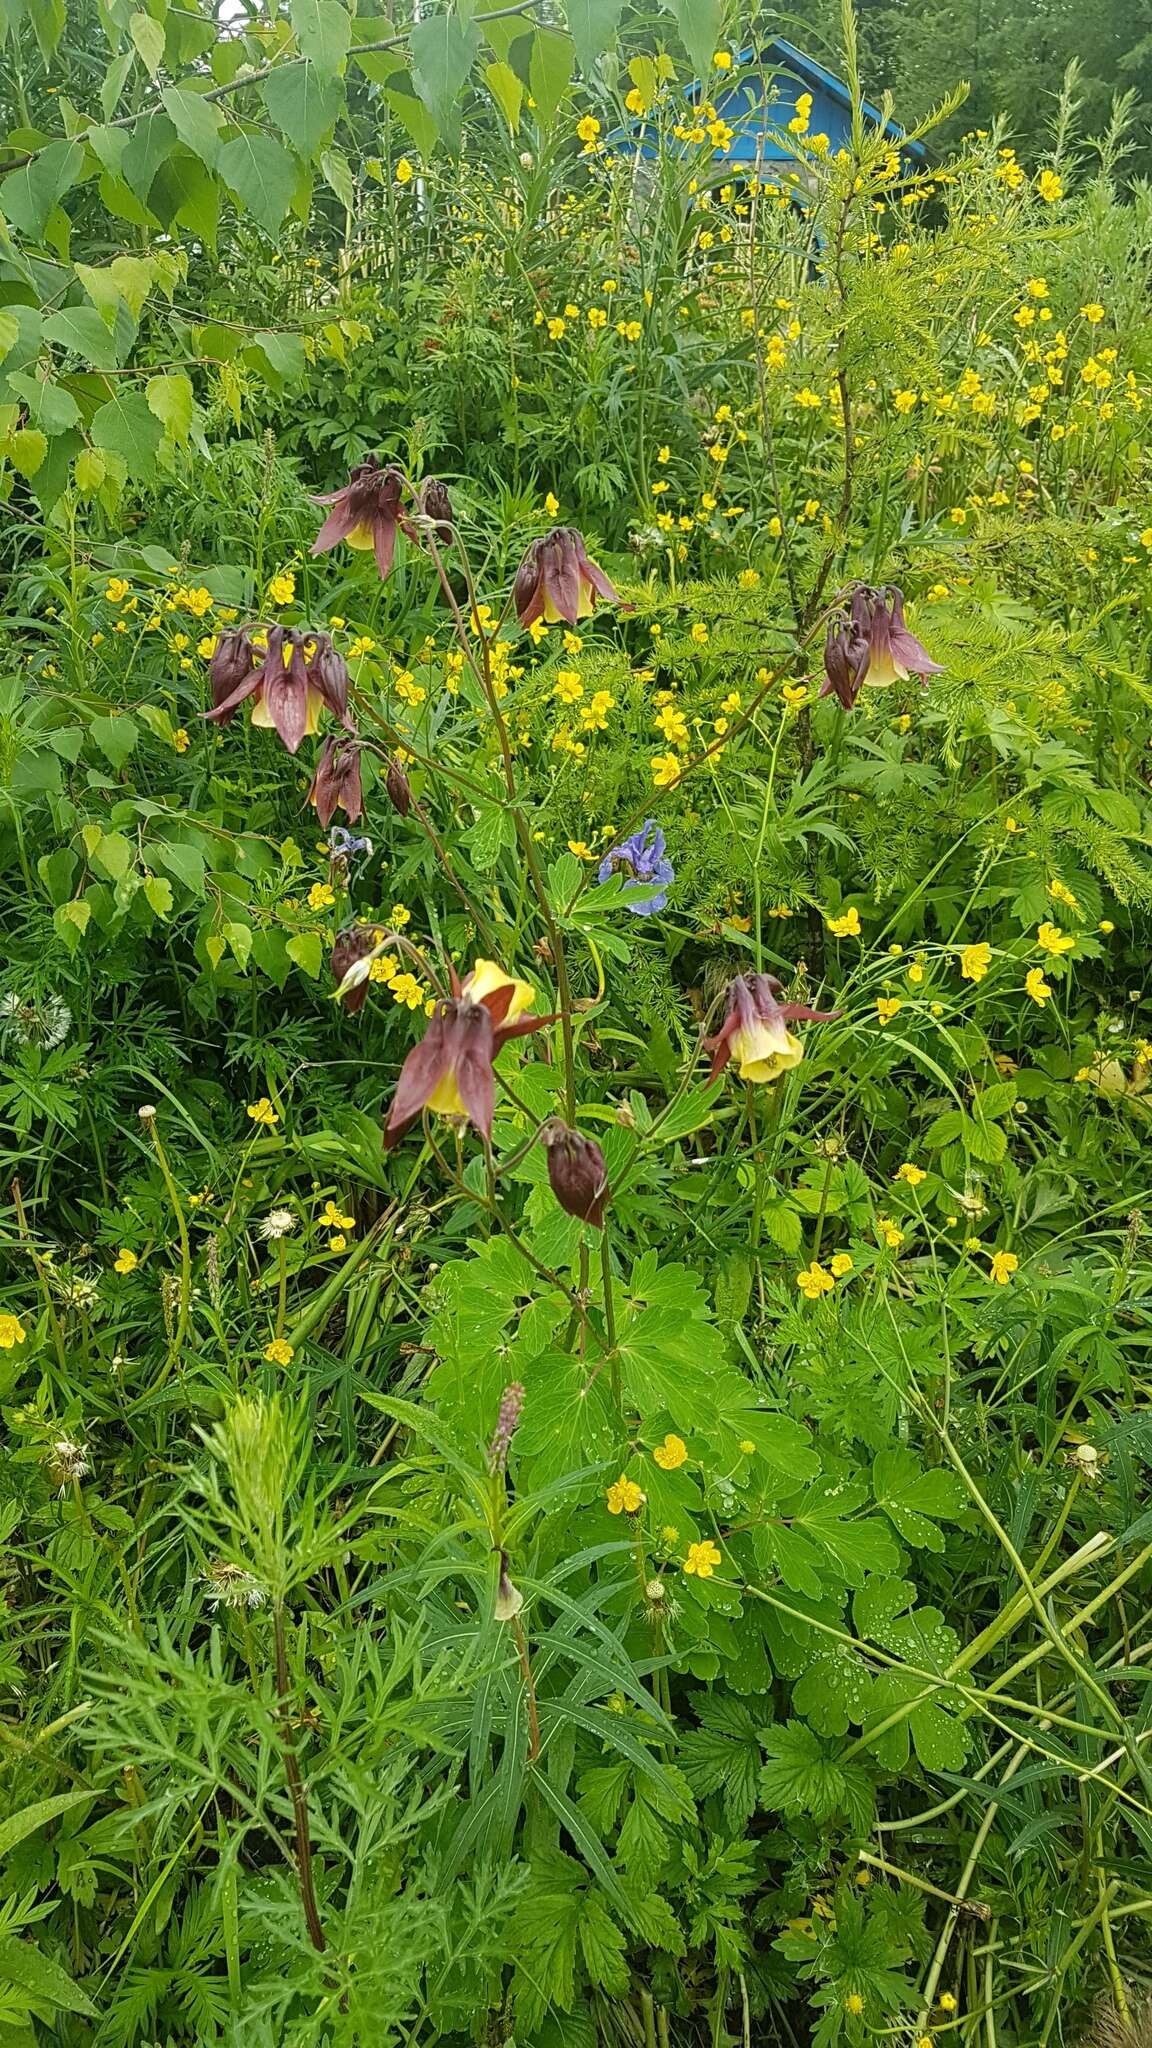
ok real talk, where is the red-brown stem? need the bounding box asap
[511,1613,541,1763]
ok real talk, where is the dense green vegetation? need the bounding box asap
[3,1,1152,2044]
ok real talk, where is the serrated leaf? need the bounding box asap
[484,59,523,131]
[160,85,224,165]
[145,371,193,443]
[218,132,298,236]
[286,930,323,978]
[153,839,205,894]
[291,0,351,78]
[577,1892,629,1992]
[262,62,344,157]
[528,26,574,125]
[410,9,482,136]
[679,1695,763,1828]
[7,427,47,478]
[144,875,174,918]
[564,0,624,74]
[43,305,123,369]
[53,899,91,950]
[90,829,134,881]
[129,9,166,76]
[90,390,163,479]
[1,138,84,240]
[89,714,138,770]
[759,1721,874,1830]
[872,1446,966,1551]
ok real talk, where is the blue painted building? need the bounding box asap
[616,37,923,182]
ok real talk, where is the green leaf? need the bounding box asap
[759,1721,874,1830]
[577,1892,629,1992]
[528,26,574,125]
[89,829,135,881]
[89,715,139,771]
[224,920,252,969]
[291,0,351,78]
[0,1791,93,1860]
[129,8,166,75]
[29,0,65,59]
[218,132,298,235]
[286,930,323,978]
[77,253,154,322]
[564,0,624,74]
[6,428,47,478]
[0,1934,95,2016]
[153,839,205,894]
[73,446,108,495]
[145,371,193,443]
[381,86,439,155]
[410,10,482,136]
[249,330,307,382]
[5,371,80,434]
[679,1695,764,1828]
[160,85,225,166]
[0,310,18,363]
[320,144,355,210]
[90,390,164,478]
[484,60,523,131]
[53,899,91,950]
[144,875,174,918]
[1,138,84,240]
[42,305,122,370]
[262,61,344,158]
[659,0,724,81]
[872,1447,966,1551]
[37,849,77,906]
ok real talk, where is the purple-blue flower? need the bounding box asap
[598,819,674,915]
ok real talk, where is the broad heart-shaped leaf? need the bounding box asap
[43,305,124,370]
[410,9,482,137]
[89,715,139,771]
[1,138,84,240]
[871,1445,966,1551]
[160,86,225,167]
[262,61,344,158]
[218,132,298,235]
[484,60,523,132]
[563,0,625,74]
[659,0,724,81]
[5,371,80,434]
[291,0,351,78]
[90,390,163,480]
[129,8,166,75]
[286,930,323,979]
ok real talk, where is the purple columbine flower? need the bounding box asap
[597,819,674,915]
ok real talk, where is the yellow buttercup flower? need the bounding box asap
[1026,967,1053,1006]
[113,1248,138,1274]
[876,997,902,1026]
[827,907,860,938]
[896,1162,926,1186]
[989,1250,1019,1285]
[247,1098,279,1127]
[653,1433,688,1470]
[606,1472,645,1515]
[1037,922,1075,955]
[682,1540,722,1578]
[396,158,414,184]
[0,1313,27,1347]
[796,1261,835,1300]
[959,941,992,983]
[829,1253,853,1278]
[264,1338,295,1365]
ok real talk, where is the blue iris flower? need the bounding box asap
[598,819,674,915]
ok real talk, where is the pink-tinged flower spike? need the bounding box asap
[513,526,621,628]
[308,735,363,827]
[383,958,553,1149]
[540,1120,610,1227]
[205,626,351,755]
[705,973,840,1085]
[311,454,408,579]
[862,585,944,690]
[820,592,872,710]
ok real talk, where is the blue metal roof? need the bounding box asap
[609,36,924,172]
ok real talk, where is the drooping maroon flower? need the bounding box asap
[383,959,552,1148]
[513,526,620,629]
[820,591,872,710]
[705,974,840,1085]
[204,626,351,755]
[208,628,257,723]
[331,924,383,1015]
[823,586,942,707]
[308,735,363,827]
[416,475,454,543]
[311,454,408,579]
[385,755,412,818]
[540,1120,609,1227]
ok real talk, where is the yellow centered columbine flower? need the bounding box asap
[989,1250,1019,1285]
[0,1313,27,1348]
[113,1248,138,1274]
[652,1433,688,1470]
[606,1472,645,1515]
[707,972,838,1085]
[683,1540,722,1578]
[424,961,534,1119]
[959,942,992,982]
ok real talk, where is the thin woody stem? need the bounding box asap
[272,1606,326,1953]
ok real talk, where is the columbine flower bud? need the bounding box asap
[494,1548,524,1622]
[540,1120,609,1227]
[416,475,454,542]
[385,755,412,818]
